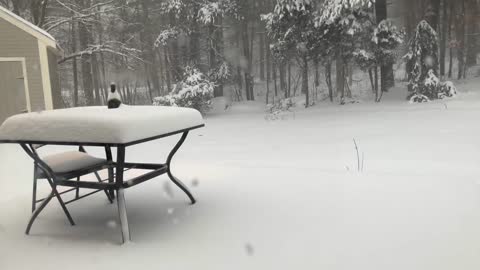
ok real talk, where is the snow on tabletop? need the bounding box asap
[0,105,204,144]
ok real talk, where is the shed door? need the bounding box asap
[0,61,27,124]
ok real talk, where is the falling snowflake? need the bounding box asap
[106,220,118,229]
[245,243,254,256]
[424,55,434,67]
[191,178,200,187]
[163,181,175,199]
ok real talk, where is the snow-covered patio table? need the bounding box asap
[0,105,205,244]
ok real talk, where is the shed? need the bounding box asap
[0,6,62,124]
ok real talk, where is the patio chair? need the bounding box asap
[30,145,114,226]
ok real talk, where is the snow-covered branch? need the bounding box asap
[58,42,143,64]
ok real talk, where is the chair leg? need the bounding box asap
[46,179,75,226]
[26,190,54,235]
[32,166,38,213]
[116,188,131,243]
[94,171,113,203]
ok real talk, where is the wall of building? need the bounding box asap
[47,47,62,109]
[0,17,44,111]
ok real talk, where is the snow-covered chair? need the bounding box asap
[31,145,113,225]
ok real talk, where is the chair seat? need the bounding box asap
[41,151,107,174]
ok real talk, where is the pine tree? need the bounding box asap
[404,20,455,102]
[264,0,318,107]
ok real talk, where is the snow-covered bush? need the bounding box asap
[422,69,440,99]
[409,94,430,104]
[354,19,404,101]
[154,67,214,114]
[265,98,295,121]
[439,81,457,98]
[404,20,456,102]
[407,72,457,102]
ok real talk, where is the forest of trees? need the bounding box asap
[0,0,478,108]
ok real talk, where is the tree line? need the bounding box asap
[0,0,478,107]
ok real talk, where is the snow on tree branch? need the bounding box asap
[58,41,142,64]
[316,0,373,26]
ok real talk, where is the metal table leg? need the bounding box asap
[115,146,130,243]
[116,188,130,243]
[166,132,196,204]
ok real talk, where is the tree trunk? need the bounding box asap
[242,18,254,100]
[141,0,161,96]
[91,54,101,105]
[439,0,447,78]
[336,55,345,102]
[375,0,394,91]
[374,66,380,102]
[265,34,272,82]
[208,19,216,73]
[325,61,333,102]
[259,32,265,81]
[217,16,225,96]
[448,0,454,78]
[164,46,172,92]
[273,63,278,97]
[302,55,309,108]
[287,61,292,98]
[457,0,466,80]
[466,0,478,68]
[71,18,79,107]
[78,11,93,106]
[426,0,440,30]
[280,64,286,97]
[190,23,201,68]
[211,16,224,97]
[169,13,181,82]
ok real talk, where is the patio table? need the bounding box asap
[0,105,204,243]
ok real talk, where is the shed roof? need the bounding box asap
[0,5,58,50]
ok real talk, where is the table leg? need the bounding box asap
[116,188,130,243]
[167,132,196,204]
[115,146,131,243]
[105,146,115,200]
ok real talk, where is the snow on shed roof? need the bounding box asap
[0,5,58,49]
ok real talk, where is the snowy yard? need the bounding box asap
[1,80,480,270]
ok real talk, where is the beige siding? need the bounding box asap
[0,61,26,123]
[0,17,44,111]
[47,48,62,109]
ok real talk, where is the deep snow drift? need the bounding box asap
[1,80,480,270]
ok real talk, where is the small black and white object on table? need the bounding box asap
[107,83,122,109]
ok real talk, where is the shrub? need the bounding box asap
[403,21,458,103]
[265,98,295,120]
[439,81,457,99]
[423,69,440,99]
[407,71,457,103]
[408,93,430,104]
[154,67,215,114]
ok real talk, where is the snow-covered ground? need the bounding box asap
[2,79,480,270]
